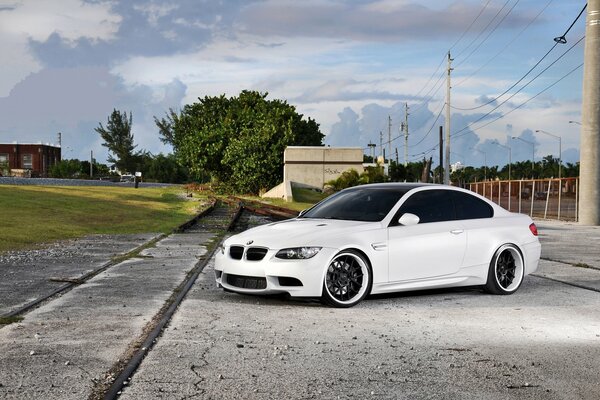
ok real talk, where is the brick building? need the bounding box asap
[0,143,61,177]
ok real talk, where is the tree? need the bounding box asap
[156,91,324,194]
[95,109,139,174]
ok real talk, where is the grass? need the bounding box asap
[292,187,328,204]
[0,185,206,253]
[0,316,23,325]
[232,187,327,213]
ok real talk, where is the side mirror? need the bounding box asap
[398,213,420,226]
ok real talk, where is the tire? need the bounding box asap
[484,244,524,295]
[321,250,372,308]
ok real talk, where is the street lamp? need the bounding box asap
[511,136,535,177]
[535,129,562,179]
[492,141,511,181]
[568,120,581,126]
[470,147,487,181]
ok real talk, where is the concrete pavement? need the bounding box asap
[0,217,599,399]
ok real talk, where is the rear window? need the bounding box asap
[451,191,494,219]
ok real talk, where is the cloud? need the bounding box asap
[292,79,422,103]
[236,1,536,42]
[0,0,121,96]
[0,67,187,162]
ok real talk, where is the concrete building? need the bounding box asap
[263,146,364,201]
[0,143,61,177]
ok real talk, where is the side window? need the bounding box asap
[397,190,455,224]
[452,191,494,219]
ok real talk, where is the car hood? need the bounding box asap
[225,218,378,249]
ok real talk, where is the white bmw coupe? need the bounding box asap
[215,183,541,307]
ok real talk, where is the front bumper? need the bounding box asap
[214,245,338,298]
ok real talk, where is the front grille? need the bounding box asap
[246,247,268,261]
[226,274,267,289]
[229,246,244,260]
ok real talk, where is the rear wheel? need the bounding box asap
[322,250,371,308]
[484,244,524,294]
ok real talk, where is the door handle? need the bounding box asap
[450,229,464,235]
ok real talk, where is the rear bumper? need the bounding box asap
[522,240,541,275]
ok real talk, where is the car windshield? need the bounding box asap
[301,187,410,222]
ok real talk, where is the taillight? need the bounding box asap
[529,223,538,236]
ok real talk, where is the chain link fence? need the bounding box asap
[468,178,579,221]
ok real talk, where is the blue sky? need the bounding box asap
[0,0,587,169]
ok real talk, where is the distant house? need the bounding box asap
[0,143,61,177]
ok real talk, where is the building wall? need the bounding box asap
[283,146,364,188]
[0,144,62,177]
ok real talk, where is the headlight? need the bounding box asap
[275,247,322,259]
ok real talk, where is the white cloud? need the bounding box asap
[133,2,178,27]
[0,0,121,44]
[0,0,121,96]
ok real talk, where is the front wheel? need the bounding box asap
[322,250,372,308]
[484,244,524,295]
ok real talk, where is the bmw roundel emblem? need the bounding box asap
[246,240,254,245]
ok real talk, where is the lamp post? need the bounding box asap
[470,147,487,181]
[535,129,562,179]
[492,141,512,210]
[568,120,582,126]
[492,141,511,181]
[511,136,535,177]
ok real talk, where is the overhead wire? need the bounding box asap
[449,0,494,52]
[454,0,512,60]
[452,35,584,138]
[454,0,519,69]
[454,0,553,88]
[451,2,587,111]
[453,62,583,138]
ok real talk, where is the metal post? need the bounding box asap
[388,116,392,169]
[439,126,443,183]
[518,180,522,214]
[404,103,409,167]
[579,0,600,225]
[530,180,535,217]
[558,178,562,220]
[544,180,551,219]
[444,51,453,185]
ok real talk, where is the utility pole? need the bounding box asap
[379,131,383,164]
[401,103,409,167]
[90,150,93,178]
[395,147,399,165]
[579,0,600,225]
[388,115,392,168]
[444,51,453,185]
[439,126,444,184]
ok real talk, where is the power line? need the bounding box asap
[454,0,512,60]
[454,0,553,87]
[409,102,445,148]
[449,0,494,52]
[451,2,586,111]
[413,53,447,98]
[410,71,446,113]
[454,0,520,69]
[453,61,584,139]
